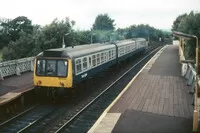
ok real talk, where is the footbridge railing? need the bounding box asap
[0,57,34,80]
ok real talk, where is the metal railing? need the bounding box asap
[177,40,200,121]
[0,57,34,80]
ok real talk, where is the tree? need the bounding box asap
[74,30,91,45]
[2,26,41,60]
[0,16,34,49]
[172,13,187,31]
[172,11,200,59]
[0,18,12,49]
[39,18,74,50]
[121,24,166,41]
[92,14,115,31]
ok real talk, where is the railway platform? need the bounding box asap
[0,72,33,105]
[89,44,193,133]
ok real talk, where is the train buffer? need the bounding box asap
[89,44,195,133]
[0,72,33,106]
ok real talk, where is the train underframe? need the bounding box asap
[34,86,68,102]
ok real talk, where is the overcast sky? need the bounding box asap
[0,0,199,30]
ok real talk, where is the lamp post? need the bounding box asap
[91,33,96,44]
[173,31,199,131]
[62,33,70,48]
[109,33,115,42]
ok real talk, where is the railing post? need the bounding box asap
[16,60,21,76]
[31,58,34,71]
[181,63,187,76]
[0,68,4,80]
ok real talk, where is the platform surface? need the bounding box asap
[0,72,33,105]
[89,45,193,133]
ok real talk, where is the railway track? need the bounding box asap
[0,104,57,133]
[0,43,164,133]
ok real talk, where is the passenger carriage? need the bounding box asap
[33,38,148,98]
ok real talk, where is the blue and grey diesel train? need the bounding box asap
[34,38,148,96]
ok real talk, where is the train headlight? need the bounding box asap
[37,80,42,85]
[60,82,64,87]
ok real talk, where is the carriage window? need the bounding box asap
[101,53,104,63]
[126,46,129,53]
[104,52,107,62]
[97,54,100,65]
[132,45,135,50]
[120,47,124,55]
[82,57,88,70]
[76,59,82,74]
[109,51,112,60]
[112,49,116,59]
[128,46,131,52]
[92,55,96,67]
[89,57,92,68]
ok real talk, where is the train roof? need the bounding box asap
[40,42,115,58]
[37,38,146,59]
[115,38,146,47]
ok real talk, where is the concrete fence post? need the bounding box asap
[31,59,34,71]
[181,63,187,76]
[16,60,21,76]
[0,68,4,80]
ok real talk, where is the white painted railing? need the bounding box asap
[0,57,34,80]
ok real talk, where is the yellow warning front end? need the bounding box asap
[33,58,73,88]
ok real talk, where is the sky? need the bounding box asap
[0,0,199,31]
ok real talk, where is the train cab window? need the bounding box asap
[82,57,88,70]
[46,60,56,76]
[97,54,100,65]
[36,59,67,77]
[57,60,67,76]
[92,55,96,67]
[76,59,82,74]
[36,60,46,75]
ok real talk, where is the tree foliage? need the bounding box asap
[117,24,168,41]
[0,16,33,49]
[172,11,200,59]
[92,14,115,31]
[0,14,169,61]
[172,14,187,31]
[1,17,74,60]
[39,18,74,50]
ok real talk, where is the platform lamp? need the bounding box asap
[91,33,96,44]
[109,32,115,43]
[173,31,199,132]
[62,33,70,48]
